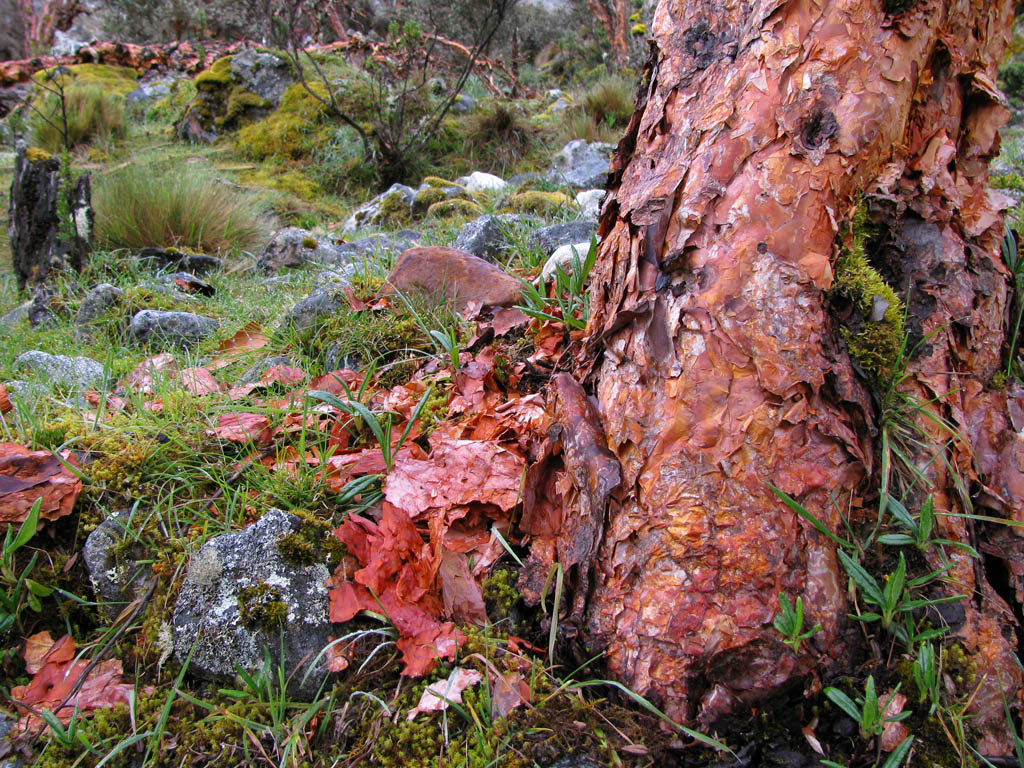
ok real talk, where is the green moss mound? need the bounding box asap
[427,198,483,219]
[236,83,331,160]
[32,64,138,97]
[831,208,905,381]
[504,190,575,215]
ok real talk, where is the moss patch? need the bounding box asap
[24,146,52,162]
[427,198,483,219]
[831,207,905,381]
[504,190,576,215]
[237,581,288,629]
[236,83,332,160]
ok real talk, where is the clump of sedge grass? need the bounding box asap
[93,164,267,255]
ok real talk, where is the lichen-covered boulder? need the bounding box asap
[130,310,219,348]
[527,221,598,256]
[256,228,342,273]
[172,509,331,698]
[453,215,512,263]
[175,55,273,143]
[229,49,292,105]
[342,184,416,233]
[14,351,106,391]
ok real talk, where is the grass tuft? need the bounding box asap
[93,165,268,255]
[29,83,126,153]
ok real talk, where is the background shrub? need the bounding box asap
[94,164,267,254]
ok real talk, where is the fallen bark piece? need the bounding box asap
[0,444,81,527]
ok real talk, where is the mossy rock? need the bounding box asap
[427,198,484,219]
[378,188,414,225]
[412,186,447,215]
[219,88,270,127]
[24,146,52,162]
[147,78,196,123]
[195,56,235,92]
[422,175,462,189]
[505,190,576,215]
[235,82,332,160]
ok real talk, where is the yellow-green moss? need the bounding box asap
[378,189,413,225]
[33,64,138,97]
[195,56,234,91]
[24,146,51,162]
[236,82,331,160]
[412,186,447,215]
[238,168,321,200]
[219,88,270,127]
[422,175,461,189]
[147,79,197,123]
[632,23,647,35]
[427,198,484,219]
[301,236,318,249]
[504,190,576,215]
[992,172,1024,192]
[831,207,905,381]
[238,581,288,628]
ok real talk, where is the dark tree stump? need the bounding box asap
[8,147,92,290]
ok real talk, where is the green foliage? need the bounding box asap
[825,676,911,743]
[30,83,126,153]
[517,237,596,330]
[94,164,267,254]
[1,499,50,641]
[582,74,634,130]
[464,103,534,166]
[772,593,822,653]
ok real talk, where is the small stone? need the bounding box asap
[14,350,106,390]
[387,246,524,311]
[160,272,215,296]
[257,227,342,273]
[463,172,507,193]
[136,247,222,275]
[528,221,599,255]
[130,310,219,348]
[281,283,349,333]
[546,139,614,189]
[575,189,606,220]
[76,283,124,324]
[542,241,594,282]
[84,512,154,621]
[870,294,890,322]
[0,301,31,330]
[450,93,477,114]
[172,509,331,699]
[453,215,511,263]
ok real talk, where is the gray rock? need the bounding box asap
[125,76,176,106]
[76,283,123,324]
[172,508,331,698]
[450,93,477,114]
[323,344,362,372]
[549,97,571,113]
[0,709,21,768]
[230,49,292,107]
[454,215,511,263]
[136,247,222,275]
[506,172,540,188]
[14,350,106,390]
[0,301,31,330]
[528,221,598,255]
[84,512,154,620]
[257,228,342,273]
[575,189,606,220]
[545,88,564,101]
[281,283,349,333]
[130,310,219,348]
[546,139,614,189]
[0,83,30,119]
[542,241,594,281]
[335,232,418,262]
[342,183,416,234]
[462,172,506,193]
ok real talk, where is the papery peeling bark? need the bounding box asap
[550,0,1022,750]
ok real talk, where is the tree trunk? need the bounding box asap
[586,0,631,68]
[534,0,1023,755]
